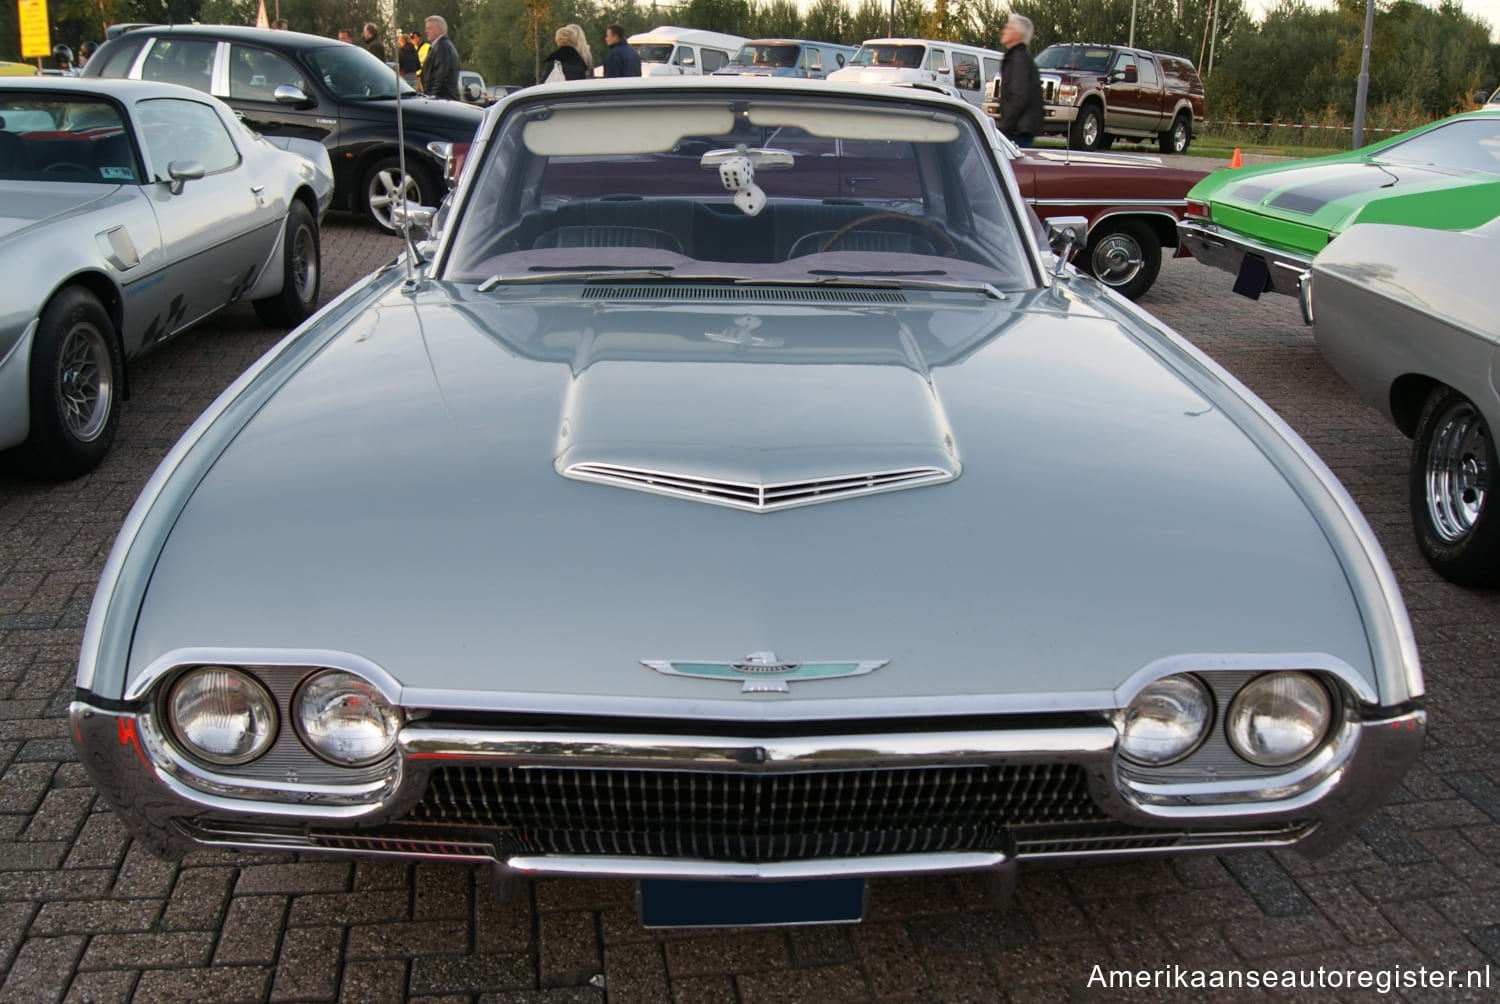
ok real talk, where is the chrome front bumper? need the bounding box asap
[72,699,1425,880]
[1176,219,1314,297]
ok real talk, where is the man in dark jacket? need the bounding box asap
[363,23,386,64]
[997,14,1043,147]
[602,24,641,78]
[421,15,461,100]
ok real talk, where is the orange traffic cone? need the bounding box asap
[1229,148,1243,168]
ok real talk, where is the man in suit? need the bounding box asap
[421,15,461,100]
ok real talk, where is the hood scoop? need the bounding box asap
[555,313,960,511]
[583,284,907,304]
[562,461,954,512]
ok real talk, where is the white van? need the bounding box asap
[628,26,749,76]
[827,38,1003,108]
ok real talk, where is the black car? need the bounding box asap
[84,25,483,232]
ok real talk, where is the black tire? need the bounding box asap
[1082,219,1162,300]
[361,155,435,235]
[1409,387,1500,587]
[20,287,122,480]
[253,200,321,327]
[1159,113,1191,155]
[1069,104,1105,151]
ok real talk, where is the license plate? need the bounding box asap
[638,877,866,928]
[1233,255,1270,299]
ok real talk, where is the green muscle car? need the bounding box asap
[1177,109,1500,298]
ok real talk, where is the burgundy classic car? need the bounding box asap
[1005,142,1207,299]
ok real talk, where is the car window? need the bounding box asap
[1375,118,1500,173]
[445,92,1033,291]
[953,53,981,92]
[635,44,673,63]
[136,97,239,176]
[1036,45,1113,73]
[138,38,216,93]
[1113,53,1137,79]
[851,45,926,69]
[924,48,949,73]
[1138,55,1159,89]
[228,45,306,102]
[982,57,1000,85]
[701,49,730,73]
[0,95,137,183]
[304,44,410,99]
[94,36,147,78]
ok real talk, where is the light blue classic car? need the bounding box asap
[72,78,1424,929]
[1304,215,1500,586]
[0,77,330,478]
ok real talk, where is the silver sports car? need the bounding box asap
[73,78,1424,929]
[1303,215,1500,587]
[0,77,331,479]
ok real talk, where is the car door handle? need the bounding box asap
[251,185,265,193]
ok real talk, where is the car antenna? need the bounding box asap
[394,25,420,292]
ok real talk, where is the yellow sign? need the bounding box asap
[19,0,52,60]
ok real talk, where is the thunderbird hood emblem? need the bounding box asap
[642,652,888,693]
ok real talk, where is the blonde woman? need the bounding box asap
[541,24,593,81]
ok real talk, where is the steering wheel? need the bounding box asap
[820,211,958,257]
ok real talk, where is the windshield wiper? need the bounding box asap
[475,267,773,291]
[737,274,1009,300]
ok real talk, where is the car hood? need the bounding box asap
[1201,158,1491,233]
[127,286,1376,719]
[0,185,119,241]
[339,94,484,133]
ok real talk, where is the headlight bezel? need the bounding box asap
[292,668,402,767]
[1225,671,1334,768]
[165,665,280,767]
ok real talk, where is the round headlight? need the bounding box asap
[1119,674,1212,766]
[294,671,400,766]
[1226,672,1332,767]
[168,667,278,766]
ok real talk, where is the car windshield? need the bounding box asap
[634,44,674,63]
[850,45,926,69]
[0,95,138,183]
[1036,45,1114,73]
[304,44,413,100]
[443,90,1035,290]
[1372,117,1500,174]
[731,45,799,67]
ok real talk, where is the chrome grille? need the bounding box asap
[583,284,907,303]
[562,463,955,512]
[405,764,1107,861]
[1040,77,1060,103]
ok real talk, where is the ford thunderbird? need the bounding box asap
[72,78,1425,928]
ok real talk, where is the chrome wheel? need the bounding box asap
[55,321,113,443]
[1424,399,1489,543]
[290,220,318,304]
[1080,111,1100,148]
[1090,232,1144,288]
[366,162,420,232]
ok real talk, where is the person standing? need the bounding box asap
[601,24,641,78]
[997,14,1043,148]
[271,18,288,30]
[363,23,386,63]
[541,24,593,81]
[415,31,432,91]
[398,32,421,89]
[337,28,354,44]
[420,15,461,100]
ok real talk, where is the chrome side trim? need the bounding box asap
[1030,199,1185,209]
[400,725,1119,769]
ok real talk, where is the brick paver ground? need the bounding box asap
[1,211,1496,1003]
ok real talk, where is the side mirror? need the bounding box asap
[166,159,205,195]
[273,84,311,106]
[1112,66,1138,84]
[1045,216,1088,273]
[679,54,696,67]
[391,200,436,239]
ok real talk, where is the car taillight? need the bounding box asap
[1185,200,1211,220]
